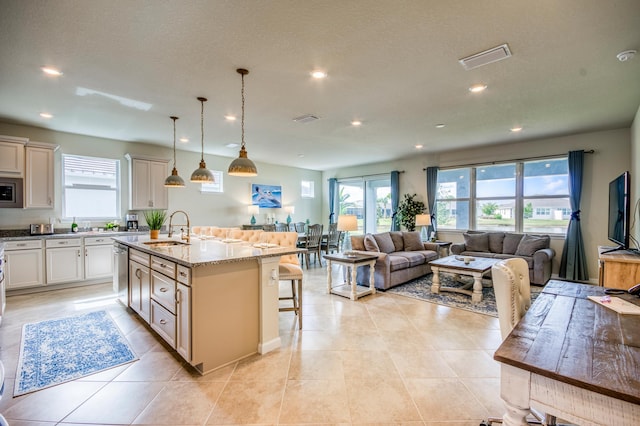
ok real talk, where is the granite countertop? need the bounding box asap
[0,230,145,241]
[113,234,301,268]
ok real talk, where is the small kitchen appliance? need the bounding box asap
[30,223,54,235]
[125,214,138,232]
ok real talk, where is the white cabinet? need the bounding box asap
[149,255,177,348]
[45,238,83,284]
[0,136,27,176]
[176,279,191,361]
[25,143,56,209]
[126,154,169,210]
[129,249,151,323]
[4,240,44,289]
[84,237,114,280]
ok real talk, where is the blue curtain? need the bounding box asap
[559,150,589,280]
[426,167,438,237]
[328,178,337,224]
[390,171,400,231]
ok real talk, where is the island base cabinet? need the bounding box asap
[129,260,150,323]
[190,261,259,374]
[150,300,176,348]
[176,282,191,361]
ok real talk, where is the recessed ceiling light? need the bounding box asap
[435,124,446,128]
[179,137,189,143]
[311,70,327,79]
[468,84,487,93]
[351,120,362,126]
[510,126,523,132]
[415,144,423,149]
[224,115,236,121]
[42,67,63,76]
[225,143,239,148]
[39,112,53,118]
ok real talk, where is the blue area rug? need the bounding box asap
[387,273,546,317]
[15,310,137,396]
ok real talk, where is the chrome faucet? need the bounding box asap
[168,210,191,243]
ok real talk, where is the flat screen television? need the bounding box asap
[606,171,631,252]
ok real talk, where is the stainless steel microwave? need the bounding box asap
[0,177,24,208]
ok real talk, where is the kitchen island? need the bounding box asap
[113,234,299,375]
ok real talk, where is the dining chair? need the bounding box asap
[275,223,289,232]
[294,222,306,233]
[301,224,323,269]
[321,222,341,255]
[263,231,303,329]
[481,258,556,426]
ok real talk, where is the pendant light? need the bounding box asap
[190,97,215,183]
[228,68,258,176]
[164,116,185,187]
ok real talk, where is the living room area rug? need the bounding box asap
[387,273,546,317]
[14,310,137,396]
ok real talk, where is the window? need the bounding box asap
[301,180,315,198]
[200,170,224,193]
[63,155,120,219]
[436,157,569,234]
[337,176,391,234]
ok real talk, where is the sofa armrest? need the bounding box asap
[450,243,465,255]
[422,242,440,252]
[531,247,555,285]
[532,247,555,262]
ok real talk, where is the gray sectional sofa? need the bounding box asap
[450,231,555,285]
[351,231,439,290]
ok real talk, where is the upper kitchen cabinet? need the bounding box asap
[25,142,58,209]
[126,154,169,210]
[0,135,28,177]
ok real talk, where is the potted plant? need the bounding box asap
[143,210,167,239]
[396,193,425,231]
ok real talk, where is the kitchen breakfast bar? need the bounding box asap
[112,235,299,375]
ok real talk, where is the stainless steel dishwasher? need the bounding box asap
[113,242,128,305]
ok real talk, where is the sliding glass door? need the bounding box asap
[338,176,391,235]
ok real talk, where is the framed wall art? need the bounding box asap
[251,184,282,208]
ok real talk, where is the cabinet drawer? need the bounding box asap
[177,265,191,285]
[84,236,113,246]
[151,256,175,278]
[46,238,81,248]
[130,249,150,266]
[150,300,176,348]
[151,270,176,313]
[5,240,42,250]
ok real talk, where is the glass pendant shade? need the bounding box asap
[164,116,185,187]
[228,68,258,177]
[191,97,215,183]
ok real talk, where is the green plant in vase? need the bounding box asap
[396,193,425,231]
[143,210,167,239]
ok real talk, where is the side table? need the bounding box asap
[323,253,378,301]
[431,240,452,257]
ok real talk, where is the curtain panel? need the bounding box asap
[390,171,400,231]
[328,178,337,224]
[426,167,438,238]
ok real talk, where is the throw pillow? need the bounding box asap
[363,234,380,252]
[515,234,550,256]
[488,232,505,253]
[351,235,365,251]
[403,231,424,251]
[389,231,405,251]
[463,232,489,252]
[373,232,396,254]
[502,233,524,254]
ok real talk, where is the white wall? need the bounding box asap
[631,104,640,244]
[0,122,323,229]
[322,128,631,282]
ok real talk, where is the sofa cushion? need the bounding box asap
[488,232,505,253]
[494,253,534,269]
[403,231,424,251]
[394,251,425,267]
[414,250,439,262]
[515,234,550,256]
[373,232,396,254]
[388,254,410,271]
[363,234,380,252]
[389,231,405,251]
[502,233,524,254]
[351,235,365,251]
[464,232,489,252]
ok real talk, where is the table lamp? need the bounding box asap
[248,205,260,225]
[337,214,358,253]
[415,214,431,242]
[285,206,295,224]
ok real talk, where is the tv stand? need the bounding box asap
[598,246,640,290]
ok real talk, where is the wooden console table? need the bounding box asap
[598,245,640,290]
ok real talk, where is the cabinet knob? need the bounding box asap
[159,287,168,292]
[17,243,26,247]
[179,271,187,277]
[159,319,167,325]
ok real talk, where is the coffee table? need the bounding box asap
[323,253,378,301]
[428,255,500,303]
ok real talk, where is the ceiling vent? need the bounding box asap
[293,114,319,123]
[459,43,512,70]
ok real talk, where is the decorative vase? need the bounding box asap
[150,229,160,239]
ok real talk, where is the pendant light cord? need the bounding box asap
[172,116,177,168]
[241,72,245,149]
[200,98,205,161]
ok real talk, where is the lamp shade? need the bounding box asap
[415,214,431,227]
[248,205,260,215]
[285,206,295,214]
[337,215,358,231]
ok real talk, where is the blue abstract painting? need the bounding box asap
[252,184,282,208]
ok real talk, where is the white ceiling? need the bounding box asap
[1,0,639,171]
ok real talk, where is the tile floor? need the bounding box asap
[0,263,507,425]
